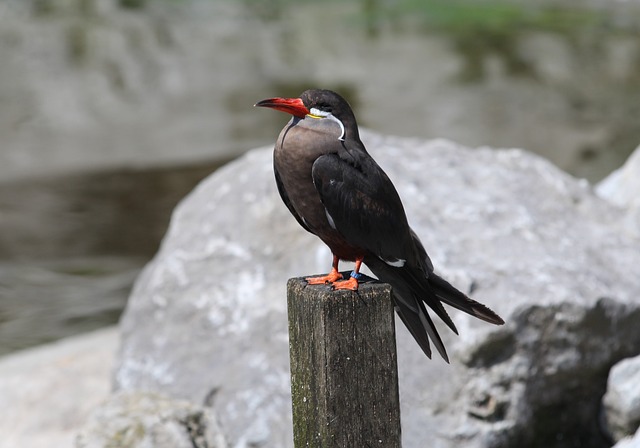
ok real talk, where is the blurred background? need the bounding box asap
[1,0,639,356]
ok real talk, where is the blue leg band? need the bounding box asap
[350,271,363,280]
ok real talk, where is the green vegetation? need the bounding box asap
[239,0,607,33]
[359,0,609,80]
[66,23,89,66]
[384,0,601,33]
[119,0,147,9]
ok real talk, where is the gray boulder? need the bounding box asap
[0,327,117,448]
[598,146,640,446]
[614,429,640,448]
[604,355,640,442]
[114,132,640,448]
[76,391,227,448]
[597,143,640,239]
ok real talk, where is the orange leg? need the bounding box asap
[332,257,364,291]
[306,255,343,285]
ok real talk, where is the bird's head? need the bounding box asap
[255,89,358,141]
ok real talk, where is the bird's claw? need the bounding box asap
[331,277,359,291]
[305,269,343,285]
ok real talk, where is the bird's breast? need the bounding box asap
[273,117,361,259]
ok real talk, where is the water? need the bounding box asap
[1,0,639,355]
[0,257,140,356]
[0,161,228,355]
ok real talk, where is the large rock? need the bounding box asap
[614,429,640,448]
[114,132,640,448]
[597,144,640,238]
[2,1,640,184]
[76,391,227,448]
[604,355,640,442]
[598,147,640,447]
[0,327,117,448]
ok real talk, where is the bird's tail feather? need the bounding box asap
[368,260,451,361]
[429,274,505,325]
[393,299,450,362]
[394,305,432,359]
[367,259,503,362]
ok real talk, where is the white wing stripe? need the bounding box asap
[381,256,406,267]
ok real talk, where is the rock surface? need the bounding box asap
[0,327,118,448]
[0,0,267,182]
[614,429,640,448]
[2,1,640,183]
[76,391,227,448]
[604,355,640,442]
[114,132,640,448]
[597,144,640,238]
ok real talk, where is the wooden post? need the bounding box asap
[287,276,401,448]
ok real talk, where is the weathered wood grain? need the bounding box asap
[287,275,401,448]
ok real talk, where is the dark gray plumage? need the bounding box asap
[256,89,504,361]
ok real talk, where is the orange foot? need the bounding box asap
[306,269,343,285]
[332,277,359,291]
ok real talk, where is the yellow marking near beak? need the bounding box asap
[306,113,324,119]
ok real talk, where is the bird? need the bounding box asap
[255,89,504,362]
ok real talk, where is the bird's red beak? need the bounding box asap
[254,97,310,119]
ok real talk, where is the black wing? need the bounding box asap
[311,144,504,362]
[311,146,458,361]
[310,147,416,265]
